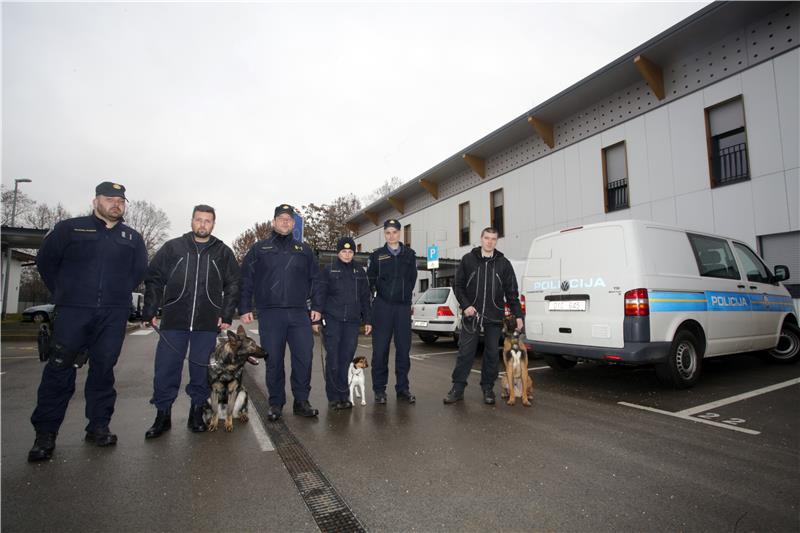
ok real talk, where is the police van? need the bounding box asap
[523,220,799,388]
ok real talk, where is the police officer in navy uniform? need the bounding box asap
[367,219,417,404]
[28,181,148,462]
[141,204,241,438]
[239,204,323,421]
[314,236,372,410]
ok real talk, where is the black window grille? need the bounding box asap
[712,140,749,186]
[607,178,629,212]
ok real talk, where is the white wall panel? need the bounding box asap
[533,158,555,228]
[774,50,800,170]
[600,124,625,148]
[702,74,743,108]
[550,150,568,224]
[645,107,676,201]
[752,171,791,236]
[625,117,650,206]
[787,168,800,231]
[711,180,757,247]
[741,61,784,178]
[669,91,709,196]
[578,136,604,216]
[651,197,677,225]
[564,145,582,220]
[675,190,715,234]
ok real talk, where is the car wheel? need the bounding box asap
[764,322,800,364]
[32,312,49,324]
[418,333,439,344]
[543,354,578,370]
[656,329,702,389]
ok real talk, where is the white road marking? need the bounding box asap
[496,366,550,376]
[249,408,274,451]
[411,350,459,357]
[358,344,371,349]
[410,355,427,361]
[248,329,260,336]
[618,402,760,435]
[675,377,800,416]
[130,329,154,336]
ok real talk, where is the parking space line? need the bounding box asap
[474,366,550,375]
[675,377,800,416]
[618,402,760,435]
[129,329,153,336]
[248,407,275,452]
[248,329,259,336]
[412,350,459,357]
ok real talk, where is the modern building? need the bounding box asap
[1,226,47,315]
[345,1,799,305]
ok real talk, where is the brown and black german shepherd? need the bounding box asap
[206,325,267,432]
[500,315,533,406]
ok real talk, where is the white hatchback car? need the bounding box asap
[411,287,461,344]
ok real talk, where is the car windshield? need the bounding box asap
[415,288,450,304]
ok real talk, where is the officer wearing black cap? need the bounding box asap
[239,204,323,421]
[367,218,417,404]
[27,181,148,462]
[314,236,372,410]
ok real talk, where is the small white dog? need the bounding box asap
[348,355,369,406]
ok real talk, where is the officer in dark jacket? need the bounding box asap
[444,227,522,405]
[141,204,240,437]
[367,219,417,404]
[239,204,322,421]
[28,181,148,462]
[314,236,372,410]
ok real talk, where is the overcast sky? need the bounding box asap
[2,1,708,245]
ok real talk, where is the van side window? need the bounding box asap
[687,233,741,280]
[732,242,771,284]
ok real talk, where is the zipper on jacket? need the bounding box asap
[480,261,488,319]
[189,243,201,331]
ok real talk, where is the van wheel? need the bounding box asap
[764,322,800,364]
[418,333,439,344]
[543,354,578,370]
[656,329,702,389]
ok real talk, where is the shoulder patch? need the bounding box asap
[378,254,391,261]
[73,228,96,233]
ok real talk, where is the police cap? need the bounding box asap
[274,204,296,218]
[337,236,356,252]
[383,219,401,230]
[95,181,127,199]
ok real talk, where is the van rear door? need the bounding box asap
[525,225,632,349]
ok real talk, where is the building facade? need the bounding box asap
[347,2,799,301]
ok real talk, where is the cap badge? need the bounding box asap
[344,243,351,249]
[282,205,289,209]
[113,184,122,190]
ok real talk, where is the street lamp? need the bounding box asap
[10,178,32,226]
[2,178,33,319]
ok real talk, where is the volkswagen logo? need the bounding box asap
[560,280,570,292]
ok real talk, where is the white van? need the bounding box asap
[523,220,799,388]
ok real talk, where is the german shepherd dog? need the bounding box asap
[206,325,267,432]
[500,315,533,406]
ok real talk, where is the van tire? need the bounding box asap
[418,333,439,344]
[763,322,800,364]
[543,354,578,370]
[656,329,703,389]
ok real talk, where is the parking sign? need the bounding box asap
[427,245,439,269]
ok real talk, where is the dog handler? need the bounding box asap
[239,204,323,421]
[313,236,372,410]
[28,181,148,462]
[367,219,417,404]
[443,227,522,405]
[141,204,240,438]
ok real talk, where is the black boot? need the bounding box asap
[293,400,319,417]
[27,432,57,462]
[443,388,464,404]
[267,405,283,422]
[85,427,118,447]
[145,410,172,439]
[188,404,207,433]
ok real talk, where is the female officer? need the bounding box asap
[314,237,372,410]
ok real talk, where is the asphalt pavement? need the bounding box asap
[2,321,798,532]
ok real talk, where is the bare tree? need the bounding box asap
[23,203,72,230]
[300,194,361,250]
[124,200,171,259]
[362,176,402,205]
[232,221,273,263]
[1,185,35,226]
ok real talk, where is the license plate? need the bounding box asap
[548,300,587,311]
[413,321,428,327]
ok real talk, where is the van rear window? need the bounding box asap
[687,233,741,280]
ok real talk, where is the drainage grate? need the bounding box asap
[244,371,367,533]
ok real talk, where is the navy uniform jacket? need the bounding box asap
[36,214,148,308]
[366,243,417,305]
[239,232,322,314]
[318,258,372,325]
